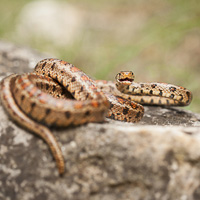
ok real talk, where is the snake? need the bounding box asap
[0,58,192,175]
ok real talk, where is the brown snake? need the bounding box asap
[0,58,192,175]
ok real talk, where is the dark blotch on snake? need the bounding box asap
[46,83,49,90]
[150,99,154,104]
[65,111,71,119]
[110,113,115,119]
[45,108,51,115]
[186,91,191,100]
[61,89,65,96]
[85,111,90,116]
[39,83,43,89]
[169,86,176,92]
[51,63,56,70]
[123,107,129,115]
[60,79,63,86]
[65,84,69,90]
[41,62,47,69]
[110,103,114,109]
[151,84,157,88]
[159,90,163,96]
[14,87,19,94]
[136,111,141,119]
[123,118,127,122]
[170,94,174,99]
[166,99,170,105]
[31,102,36,110]
[86,93,89,98]
[21,95,25,102]
[149,90,153,95]
[52,85,56,92]
[72,91,75,96]
[71,77,76,82]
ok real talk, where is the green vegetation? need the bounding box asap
[0,0,199,112]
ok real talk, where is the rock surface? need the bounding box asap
[0,41,200,200]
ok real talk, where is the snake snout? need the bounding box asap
[116,71,135,85]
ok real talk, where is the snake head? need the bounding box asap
[115,71,135,85]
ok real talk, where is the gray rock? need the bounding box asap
[16,1,84,46]
[0,41,200,200]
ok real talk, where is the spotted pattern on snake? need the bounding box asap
[0,59,192,175]
[97,71,192,107]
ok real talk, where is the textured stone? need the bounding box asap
[0,41,200,200]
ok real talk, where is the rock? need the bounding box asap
[15,1,84,46]
[0,40,49,75]
[0,41,200,200]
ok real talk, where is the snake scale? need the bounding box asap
[0,58,192,175]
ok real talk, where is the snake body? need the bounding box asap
[98,71,192,106]
[0,58,192,175]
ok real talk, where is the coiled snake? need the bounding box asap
[0,58,192,175]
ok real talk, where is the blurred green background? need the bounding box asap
[0,0,199,112]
